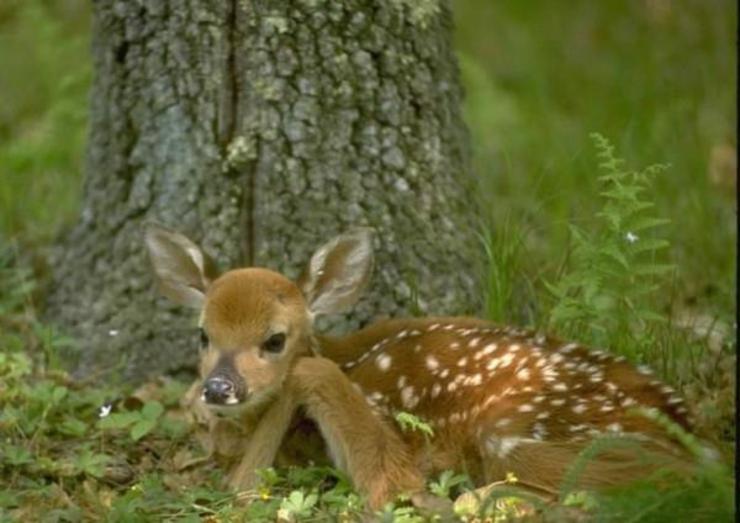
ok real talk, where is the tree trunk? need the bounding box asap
[46,0,484,382]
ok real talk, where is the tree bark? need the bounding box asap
[47,0,484,382]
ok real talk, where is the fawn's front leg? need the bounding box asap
[226,392,298,493]
[289,356,425,510]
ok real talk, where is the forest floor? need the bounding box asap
[0,300,734,521]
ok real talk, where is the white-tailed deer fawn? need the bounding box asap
[146,225,699,511]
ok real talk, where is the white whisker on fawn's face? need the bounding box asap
[146,225,707,512]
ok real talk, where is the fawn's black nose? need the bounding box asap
[203,377,235,405]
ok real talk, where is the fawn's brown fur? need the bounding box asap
[146,225,702,511]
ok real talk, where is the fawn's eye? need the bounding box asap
[262,333,286,354]
[199,328,209,349]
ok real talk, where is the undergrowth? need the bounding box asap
[0,137,734,522]
[545,132,673,352]
[0,1,89,245]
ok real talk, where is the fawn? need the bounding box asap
[146,225,699,510]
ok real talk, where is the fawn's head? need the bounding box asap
[145,225,373,416]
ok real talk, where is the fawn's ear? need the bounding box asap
[144,223,218,308]
[298,228,374,317]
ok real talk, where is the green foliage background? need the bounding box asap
[0,0,735,521]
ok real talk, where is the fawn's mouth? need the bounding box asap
[200,391,243,406]
[201,392,250,418]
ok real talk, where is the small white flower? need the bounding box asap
[98,403,112,418]
[108,329,119,337]
[625,231,639,243]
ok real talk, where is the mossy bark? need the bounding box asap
[47,0,484,382]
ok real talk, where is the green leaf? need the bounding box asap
[256,466,281,487]
[130,418,156,441]
[631,263,675,276]
[281,489,318,517]
[1,443,33,465]
[158,415,189,439]
[76,449,110,478]
[629,238,670,253]
[601,244,630,269]
[98,411,139,430]
[141,401,164,420]
[394,411,434,438]
[563,490,599,511]
[429,470,470,498]
[58,417,88,437]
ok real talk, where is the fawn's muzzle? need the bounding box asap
[202,376,241,406]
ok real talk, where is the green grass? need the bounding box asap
[0,0,736,521]
[456,0,736,319]
[0,1,90,245]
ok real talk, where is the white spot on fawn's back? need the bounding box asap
[499,353,515,368]
[401,386,418,409]
[425,355,439,370]
[431,383,442,398]
[549,352,564,364]
[485,436,523,458]
[376,354,392,371]
[484,343,498,354]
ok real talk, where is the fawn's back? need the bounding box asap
[320,316,693,486]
